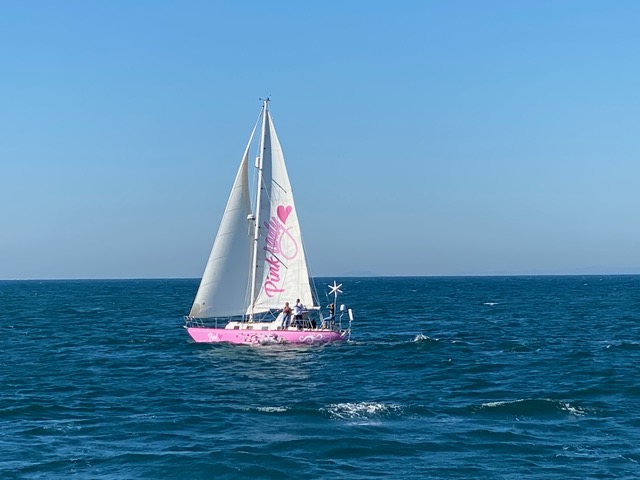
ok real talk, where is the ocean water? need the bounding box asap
[1,276,639,479]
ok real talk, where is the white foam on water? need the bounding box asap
[254,406,289,413]
[324,402,403,421]
[480,398,587,417]
[412,334,435,343]
[481,400,510,408]
[560,402,586,416]
[42,420,81,433]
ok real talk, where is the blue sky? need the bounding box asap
[1,1,639,279]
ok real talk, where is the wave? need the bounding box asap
[497,340,536,353]
[350,334,440,350]
[52,306,106,316]
[483,302,499,306]
[474,398,586,417]
[244,402,406,422]
[252,406,290,413]
[604,340,640,351]
[323,402,403,421]
[412,334,438,343]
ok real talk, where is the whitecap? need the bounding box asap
[255,406,289,413]
[479,398,586,417]
[412,334,436,343]
[481,400,509,408]
[323,402,402,421]
[560,402,586,416]
[42,421,81,433]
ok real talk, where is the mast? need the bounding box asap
[249,98,270,319]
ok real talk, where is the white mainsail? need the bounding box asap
[248,109,315,314]
[189,130,256,318]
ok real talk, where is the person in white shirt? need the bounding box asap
[292,299,304,326]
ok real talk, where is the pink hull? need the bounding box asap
[186,327,345,345]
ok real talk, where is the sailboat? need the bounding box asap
[184,99,353,345]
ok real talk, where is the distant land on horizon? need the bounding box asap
[337,266,640,277]
[339,271,380,277]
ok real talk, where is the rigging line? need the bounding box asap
[256,166,275,220]
[245,105,266,315]
[248,106,265,214]
[268,251,289,269]
[271,178,287,193]
[248,101,269,319]
[297,214,321,308]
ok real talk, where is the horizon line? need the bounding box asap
[2,271,640,282]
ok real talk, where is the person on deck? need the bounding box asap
[326,303,335,328]
[282,302,292,328]
[293,299,304,326]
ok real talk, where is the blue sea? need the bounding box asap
[1,276,639,479]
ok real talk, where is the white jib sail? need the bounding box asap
[190,144,254,318]
[249,110,314,314]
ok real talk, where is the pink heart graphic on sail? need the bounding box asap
[262,204,300,297]
[277,205,292,224]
